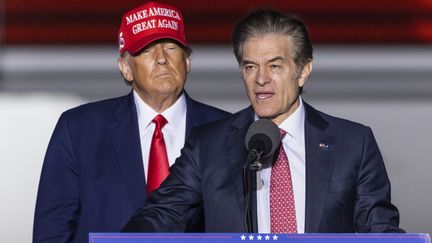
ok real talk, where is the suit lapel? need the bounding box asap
[185,93,197,138]
[303,102,334,233]
[225,107,255,231]
[110,93,147,208]
[184,92,205,138]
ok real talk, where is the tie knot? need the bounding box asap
[152,114,168,129]
[279,128,287,139]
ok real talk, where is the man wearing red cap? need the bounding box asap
[33,2,230,242]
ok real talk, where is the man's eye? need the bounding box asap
[166,45,178,50]
[142,48,152,53]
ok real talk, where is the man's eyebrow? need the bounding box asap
[268,56,284,63]
[241,59,255,66]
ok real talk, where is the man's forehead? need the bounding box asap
[143,38,181,48]
[242,55,286,65]
[131,38,185,56]
[242,34,293,56]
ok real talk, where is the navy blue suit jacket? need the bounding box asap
[123,102,403,233]
[33,92,230,243]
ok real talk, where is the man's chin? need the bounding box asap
[254,109,277,120]
[254,109,288,125]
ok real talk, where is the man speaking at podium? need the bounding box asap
[123,9,404,233]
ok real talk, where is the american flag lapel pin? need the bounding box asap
[319,143,329,150]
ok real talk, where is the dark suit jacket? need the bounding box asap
[123,102,403,233]
[33,92,230,243]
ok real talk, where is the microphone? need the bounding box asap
[244,119,281,171]
[243,118,280,232]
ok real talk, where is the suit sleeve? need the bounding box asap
[354,127,404,233]
[122,128,204,232]
[33,114,80,242]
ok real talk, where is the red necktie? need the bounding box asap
[270,129,298,233]
[147,114,169,194]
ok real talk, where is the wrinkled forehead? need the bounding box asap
[241,34,295,63]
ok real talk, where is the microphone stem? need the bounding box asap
[243,165,253,233]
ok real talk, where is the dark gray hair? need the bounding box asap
[232,9,313,78]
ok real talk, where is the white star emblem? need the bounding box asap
[257,235,262,240]
[249,235,255,240]
[273,235,278,240]
[265,235,270,240]
[241,235,246,240]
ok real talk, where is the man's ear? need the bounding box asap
[298,61,312,88]
[185,56,191,73]
[118,56,134,82]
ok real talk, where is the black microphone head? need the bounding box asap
[245,119,281,158]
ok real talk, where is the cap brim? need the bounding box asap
[127,34,188,55]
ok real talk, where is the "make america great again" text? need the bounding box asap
[126,7,181,25]
[125,6,181,34]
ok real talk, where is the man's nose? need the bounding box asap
[154,46,167,65]
[256,67,270,86]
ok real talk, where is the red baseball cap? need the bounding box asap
[118,1,188,55]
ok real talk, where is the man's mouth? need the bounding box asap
[256,92,274,100]
[156,72,172,78]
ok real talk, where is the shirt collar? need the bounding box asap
[253,97,305,145]
[133,90,187,129]
[279,97,305,145]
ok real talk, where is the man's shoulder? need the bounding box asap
[61,94,131,122]
[191,107,252,134]
[186,96,231,120]
[305,102,371,134]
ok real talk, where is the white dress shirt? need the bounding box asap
[133,90,187,182]
[257,97,306,233]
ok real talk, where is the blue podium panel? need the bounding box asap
[89,233,430,243]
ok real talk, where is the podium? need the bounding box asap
[89,233,430,243]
